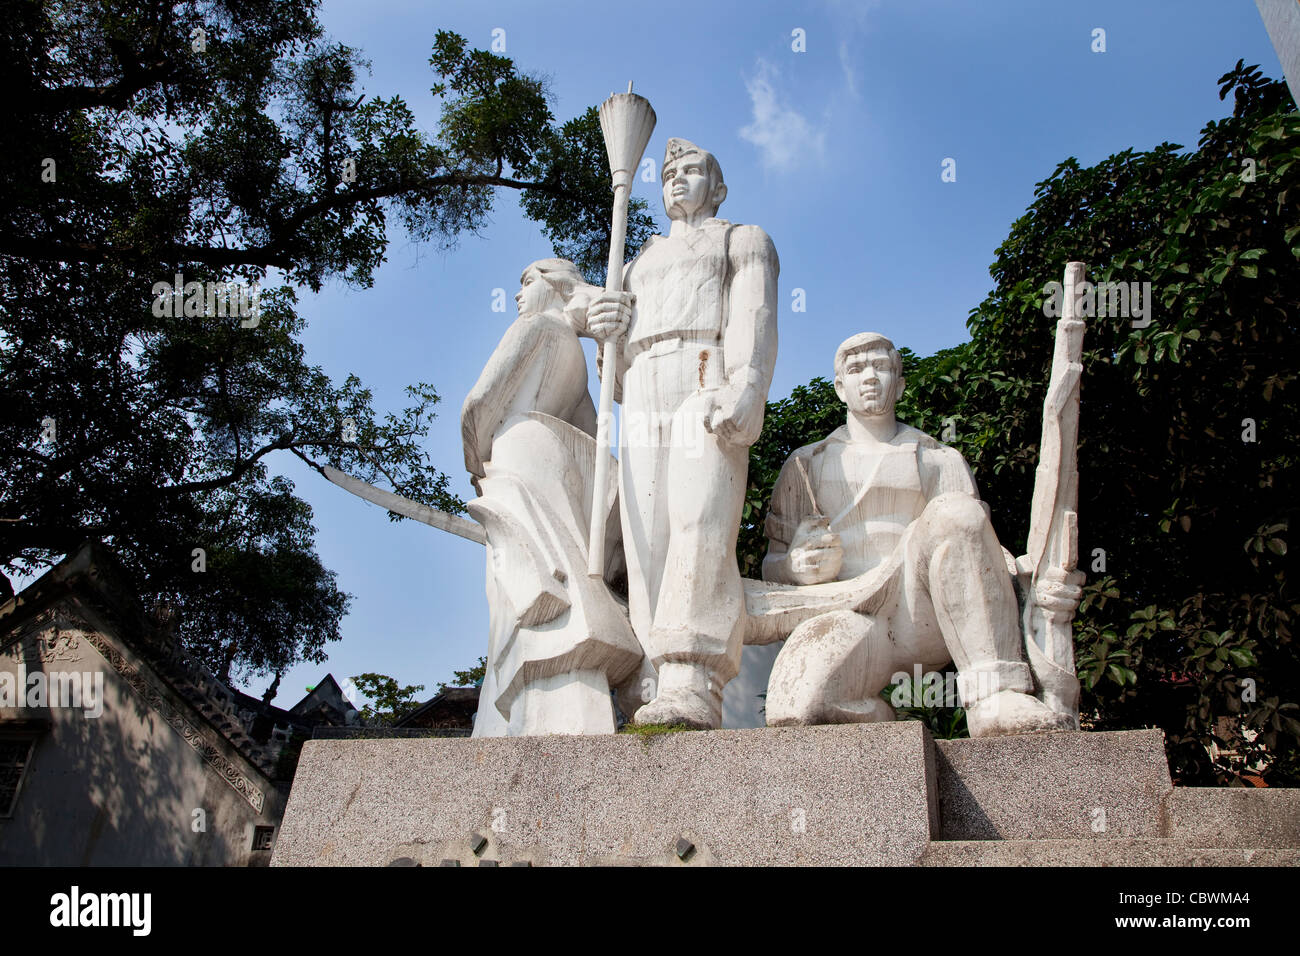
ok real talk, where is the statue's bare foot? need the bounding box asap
[965,690,1074,737]
[633,663,721,730]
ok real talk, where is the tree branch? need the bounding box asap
[1,174,570,270]
[36,57,177,114]
[0,236,292,270]
[159,431,297,495]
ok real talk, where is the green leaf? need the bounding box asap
[1228,648,1256,668]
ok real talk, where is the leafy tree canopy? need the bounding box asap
[438,656,486,694]
[0,1,652,689]
[350,672,425,726]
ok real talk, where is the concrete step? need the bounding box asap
[920,838,1300,867]
[934,730,1172,840]
[1165,787,1300,848]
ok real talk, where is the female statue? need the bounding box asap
[461,259,643,735]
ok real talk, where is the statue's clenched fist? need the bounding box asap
[786,516,843,585]
[701,383,765,447]
[585,290,635,343]
[1031,565,1085,618]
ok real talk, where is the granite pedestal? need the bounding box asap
[271,724,1299,866]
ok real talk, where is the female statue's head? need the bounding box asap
[516,258,600,331]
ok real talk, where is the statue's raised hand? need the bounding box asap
[585,290,635,343]
[786,516,844,585]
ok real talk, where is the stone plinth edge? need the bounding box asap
[272,722,936,867]
[934,729,1173,840]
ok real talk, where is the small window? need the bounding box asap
[0,737,36,818]
[251,825,275,851]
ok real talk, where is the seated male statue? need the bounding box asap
[760,332,1077,736]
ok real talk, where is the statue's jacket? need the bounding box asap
[765,423,981,580]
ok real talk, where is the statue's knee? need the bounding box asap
[788,609,872,647]
[923,493,989,540]
[768,611,897,726]
[784,610,892,691]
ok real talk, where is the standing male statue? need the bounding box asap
[586,138,779,728]
[760,332,1080,736]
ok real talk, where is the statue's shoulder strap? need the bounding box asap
[903,424,980,498]
[624,235,657,279]
[718,219,734,334]
[636,233,662,256]
[897,423,936,448]
[806,427,845,495]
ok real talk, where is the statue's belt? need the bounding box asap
[626,331,722,362]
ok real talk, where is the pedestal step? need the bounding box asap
[934,730,1172,840]
[921,839,1300,867]
[1165,787,1300,847]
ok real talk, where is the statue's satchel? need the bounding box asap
[741,548,904,647]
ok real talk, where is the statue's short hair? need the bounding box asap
[663,137,724,192]
[834,332,902,380]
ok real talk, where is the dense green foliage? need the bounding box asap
[0,3,649,690]
[740,63,1299,785]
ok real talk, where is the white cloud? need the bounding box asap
[826,0,881,97]
[839,40,858,98]
[825,0,879,31]
[739,60,827,173]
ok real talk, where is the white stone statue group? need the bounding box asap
[323,88,1087,739]
[451,133,1087,739]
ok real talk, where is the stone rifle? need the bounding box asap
[1015,260,1088,727]
[322,465,484,544]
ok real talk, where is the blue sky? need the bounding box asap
[247,0,1285,709]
